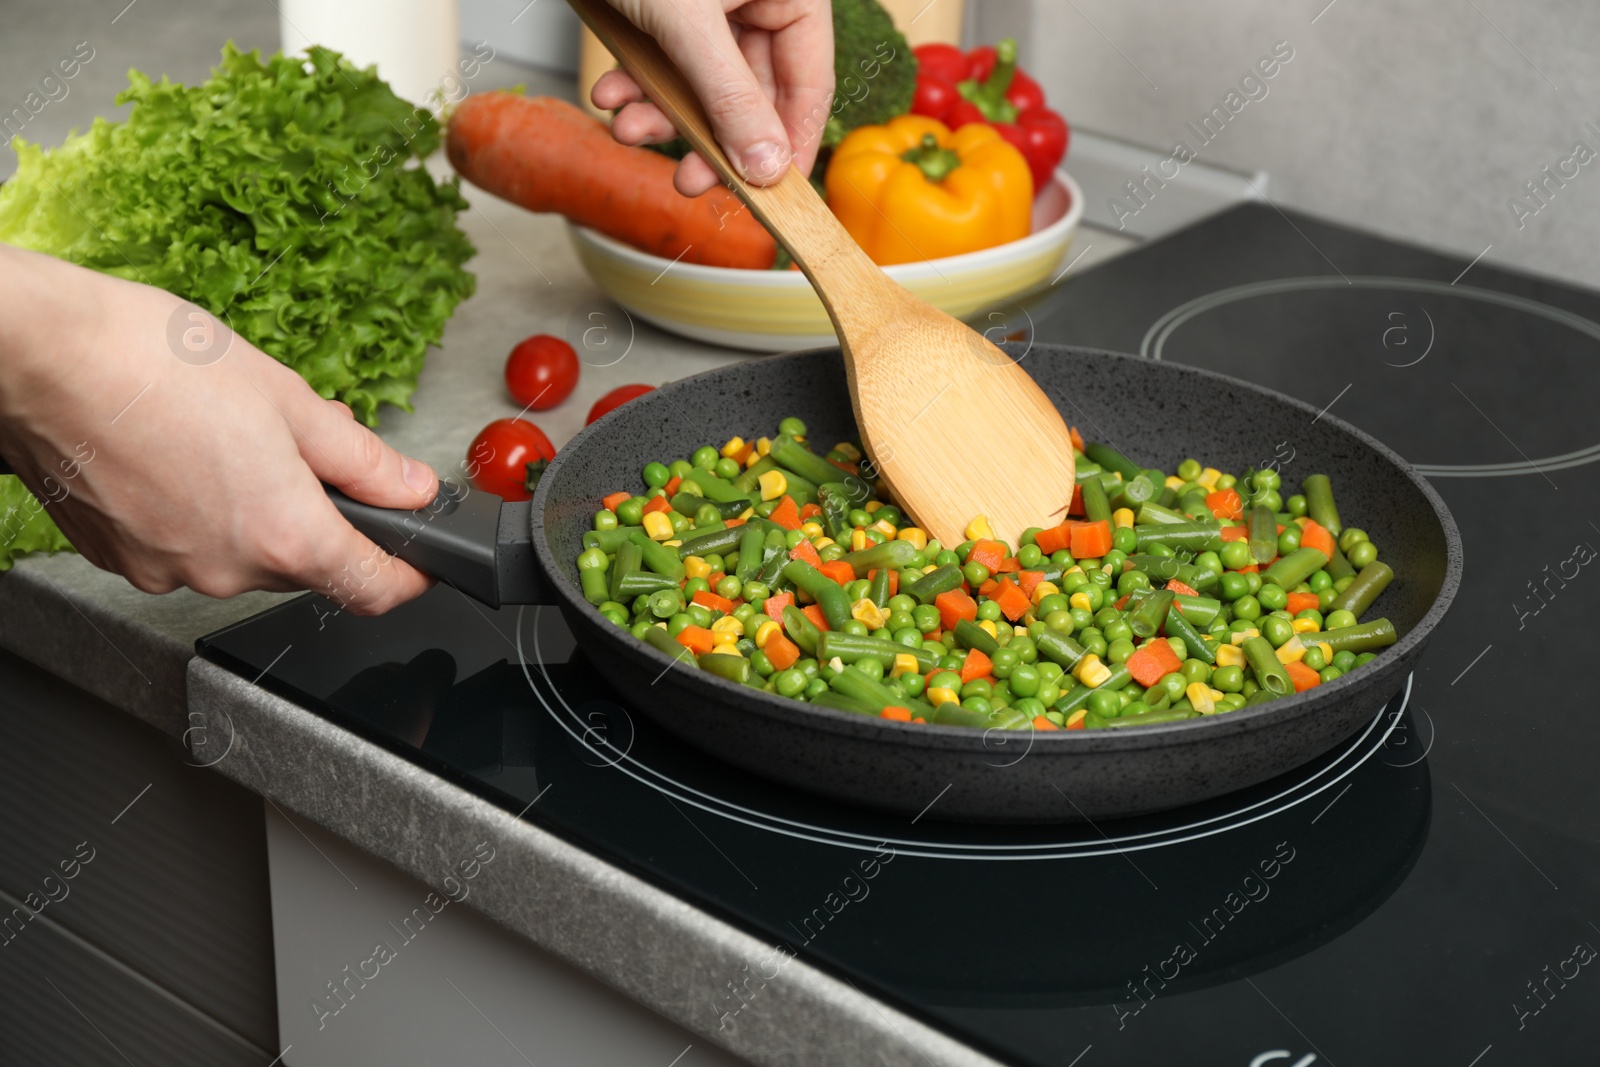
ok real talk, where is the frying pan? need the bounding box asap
[330,343,1462,823]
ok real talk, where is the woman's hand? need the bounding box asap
[592,0,834,196]
[0,245,438,615]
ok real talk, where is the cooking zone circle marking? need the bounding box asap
[1139,276,1600,478]
[518,608,1412,859]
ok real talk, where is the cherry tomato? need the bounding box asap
[504,334,579,410]
[585,383,655,425]
[466,418,555,502]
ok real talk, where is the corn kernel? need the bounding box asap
[1318,641,1334,662]
[1209,688,1226,702]
[892,653,919,678]
[1064,565,1085,577]
[814,537,836,550]
[1215,644,1245,667]
[1229,628,1260,645]
[1186,682,1217,715]
[755,437,772,457]
[1031,581,1061,606]
[927,687,960,707]
[897,527,928,551]
[851,598,888,629]
[850,528,870,551]
[663,539,683,548]
[720,436,746,458]
[1164,475,1186,490]
[642,511,674,540]
[758,470,788,501]
[827,656,846,674]
[738,507,755,521]
[1102,563,1116,576]
[1112,470,1124,481]
[965,515,995,541]
[871,519,896,539]
[1065,708,1089,728]
[745,449,765,469]
[835,442,863,462]
[799,521,825,539]
[684,555,711,581]
[753,620,780,648]
[1292,617,1322,634]
[1069,591,1094,611]
[1275,635,1307,664]
[1075,654,1113,688]
[978,619,998,638]
[1198,467,1222,488]
[1112,507,1135,529]
[711,631,738,648]
[711,615,745,637]
[864,499,882,513]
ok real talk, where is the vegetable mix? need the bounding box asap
[580,425,1398,732]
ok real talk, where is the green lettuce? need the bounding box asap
[0,476,71,572]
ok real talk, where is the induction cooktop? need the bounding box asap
[199,203,1600,1066]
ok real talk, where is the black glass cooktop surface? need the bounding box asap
[200,204,1600,1066]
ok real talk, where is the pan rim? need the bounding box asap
[528,343,1462,753]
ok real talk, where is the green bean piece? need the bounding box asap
[1248,505,1277,565]
[1133,521,1223,553]
[1171,593,1223,628]
[627,531,687,581]
[678,471,748,504]
[756,531,791,584]
[1104,708,1197,728]
[677,519,729,543]
[1054,662,1133,715]
[615,570,679,598]
[817,632,939,672]
[1128,589,1174,639]
[1242,636,1293,696]
[732,456,776,492]
[1303,474,1342,535]
[770,435,871,500]
[829,666,935,716]
[782,605,823,655]
[1329,561,1393,618]
[782,560,854,630]
[1081,477,1113,524]
[987,706,1030,730]
[817,483,855,540]
[735,525,766,582]
[1127,554,1181,580]
[1321,617,1397,654]
[677,526,747,560]
[808,691,882,716]
[642,624,695,663]
[580,568,610,605]
[1324,541,1356,582]
[698,652,752,684]
[671,493,748,520]
[1135,501,1189,526]
[609,541,643,602]
[1112,473,1159,511]
[840,539,919,576]
[1173,559,1221,593]
[1035,630,1088,671]
[953,618,1000,656]
[1084,442,1144,480]
[928,702,998,728]
[1164,603,1214,664]
[583,525,645,553]
[1262,546,1329,588]
[905,564,962,604]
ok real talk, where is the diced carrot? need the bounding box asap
[1070,519,1113,559]
[827,457,860,476]
[880,706,913,721]
[969,540,1006,572]
[1286,591,1321,615]
[1206,488,1243,520]
[960,648,992,683]
[1018,570,1045,596]
[1068,483,1085,517]
[692,590,735,615]
[935,588,978,631]
[867,568,899,596]
[1127,639,1183,687]
[1166,580,1199,598]
[765,632,801,671]
[924,629,941,644]
[602,491,631,512]
[763,591,794,621]
[1065,711,1088,730]
[769,495,801,530]
[799,502,823,521]
[664,476,682,497]
[642,495,673,515]
[707,572,725,586]
[674,626,714,655]
[802,604,831,631]
[978,578,1000,598]
[1113,594,1131,610]
[1238,564,1259,574]
[912,717,926,724]
[1285,660,1322,692]
[789,539,822,567]
[1032,715,1060,731]
[1068,425,1085,452]
[996,557,1022,573]
[994,577,1030,621]
[724,517,746,527]
[734,442,756,466]
[1219,525,1249,543]
[819,560,856,586]
[1300,520,1336,560]
[1033,522,1075,556]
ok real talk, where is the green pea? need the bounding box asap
[641,461,670,488]
[961,678,992,699]
[958,696,990,715]
[891,628,920,648]
[1109,526,1137,555]
[1218,572,1250,601]
[1307,569,1333,593]
[1317,587,1338,611]
[703,553,725,573]
[682,578,709,601]
[1277,527,1302,555]
[1347,540,1379,568]
[900,673,927,697]
[616,497,646,526]
[983,646,1017,679]
[594,509,619,532]
[1013,544,1042,570]
[595,603,626,626]
[687,604,713,628]
[1117,569,1152,596]
[1009,635,1038,663]
[1079,633,1108,659]
[1146,542,1177,559]
[1107,638,1135,664]
[963,561,990,587]
[976,599,1002,622]
[714,456,741,481]
[1301,645,1328,672]
[1244,571,1263,595]
[715,575,742,599]
[1260,615,1295,648]
[1208,664,1242,693]
[1039,609,1070,633]
[1078,585,1105,612]
[1333,575,1356,594]
[1233,594,1262,621]
[938,653,965,671]
[1256,584,1288,611]
[1009,664,1041,697]
[1103,618,1133,644]
[1033,593,1066,617]
[841,619,870,637]
[910,604,939,633]
[926,671,960,692]
[734,604,759,625]
[1216,541,1250,571]
[846,509,872,529]
[1354,652,1378,667]
[1323,609,1356,631]
[577,547,608,572]
[932,550,958,568]
[1181,658,1211,683]
[771,668,805,697]
[1285,494,1308,518]
[630,619,656,640]
[1338,527,1369,553]
[688,446,717,470]
[1102,549,1127,572]
[669,513,691,536]
[804,678,830,700]
[1319,666,1344,683]
[778,416,807,436]
[819,543,847,563]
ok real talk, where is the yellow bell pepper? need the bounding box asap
[824,115,1033,266]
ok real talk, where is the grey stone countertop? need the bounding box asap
[0,11,1139,1063]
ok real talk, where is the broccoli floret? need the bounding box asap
[824,0,917,147]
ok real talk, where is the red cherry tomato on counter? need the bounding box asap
[504,334,579,410]
[466,418,555,501]
[585,383,655,425]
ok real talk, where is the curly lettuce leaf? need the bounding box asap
[0,477,70,572]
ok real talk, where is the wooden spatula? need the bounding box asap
[568,0,1077,547]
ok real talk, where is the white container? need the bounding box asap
[279,0,461,106]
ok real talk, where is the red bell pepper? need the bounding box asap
[910,38,1069,194]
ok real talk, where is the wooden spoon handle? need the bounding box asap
[567,0,882,295]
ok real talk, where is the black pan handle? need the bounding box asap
[326,482,552,609]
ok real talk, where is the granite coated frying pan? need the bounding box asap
[331,343,1462,823]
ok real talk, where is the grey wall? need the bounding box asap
[975,0,1600,287]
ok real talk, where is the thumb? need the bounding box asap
[294,396,438,509]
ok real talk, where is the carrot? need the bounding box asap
[1127,639,1183,687]
[664,476,682,497]
[802,604,831,631]
[1034,521,1079,555]
[996,557,1022,573]
[994,577,1030,621]
[692,590,736,615]
[960,648,992,683]
[1206,488,1243,520]
[819,560,856,587]
[1018,570,1045,596]
[675,626,714,655]
[867,568,899,596]
[1070,519,1113,559]
[763,591,794,621]
[1113,594,1131,610]
[788,539,822,567]
[968,540,1006,572]
[1286,591,1321,615]
[1068,484,1085,517]
[827,458,860,476]
[977,578,1000,598]
[1065,708,1089,729]
[724,517,746,527]
[1285,660,1322,692]
[1219,525,1249,542]
[764,632,801,671]
[1068,426,1086,452]
[769,496,802,531]
[1032,715,1060,731]
[601,491,630,512]
[1166,580,1199,598]
[445,94,776,269]
[799,502,823,521]
[935,589,978,631]
[1300,519,1336,560]
[880,706,913,722]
